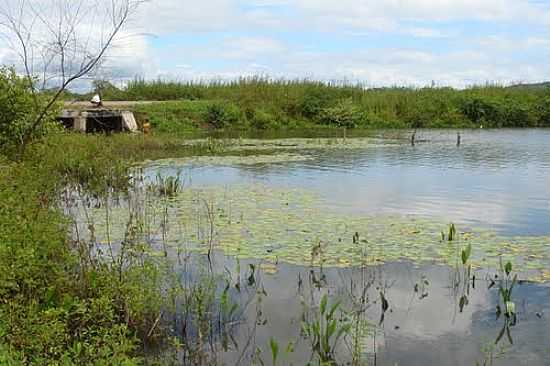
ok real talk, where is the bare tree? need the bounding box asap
[0,0,143,153]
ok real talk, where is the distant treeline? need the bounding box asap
[74,78,550,131]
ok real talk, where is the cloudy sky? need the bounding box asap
[4,0,550,88]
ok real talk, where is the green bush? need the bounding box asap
[250,109,279,130]
[204,101,242,128]
[0,137,173,365]
[535,97,550,127]
[0,67,60,153]
[319,98,363,128]
[299,87,332,119]
[499,100,532,127]
[460,97,498,124]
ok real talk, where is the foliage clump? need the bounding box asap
[0,67,60,154]
[319,98,363,128]
[0,137,166,364]
[204,101,242,128]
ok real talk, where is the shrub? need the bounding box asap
[460,97,496,123]
[535,97,550,127]
[319,98,363,128]
[0,67,60,154]
[0,138,169,365]
[500,100,531,127]
[204,102,242,128]
[250,109,279,130]
[299,87,332,119]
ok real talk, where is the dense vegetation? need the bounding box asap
[0,133,179,364]
[76,78,550,133]
[0,67,61,155]
[0,68,216,364]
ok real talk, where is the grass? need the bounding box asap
[70,78,550,133]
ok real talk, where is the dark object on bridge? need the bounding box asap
[58,109,138,133]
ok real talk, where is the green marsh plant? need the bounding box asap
[301,294,352,365]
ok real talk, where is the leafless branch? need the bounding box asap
[0,0,144,155]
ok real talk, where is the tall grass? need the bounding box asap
[88,77,550,131]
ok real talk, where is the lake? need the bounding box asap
[76,129,550,365]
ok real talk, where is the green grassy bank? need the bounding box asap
[0,133,225,365]
[75,78,550,133]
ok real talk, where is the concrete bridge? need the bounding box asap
[58,108,138,133]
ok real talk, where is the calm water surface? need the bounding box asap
[161,129,550,236]
[146,129,550,365]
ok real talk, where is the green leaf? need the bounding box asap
[313,321,321,339]
[505,261,513,276]
[461,243,472,264]
[320,294,328,315]
[505,301,515,316]
[285,341,295,354]
[270,338,279,366]
[327,300,341,320]
[321,334,330,357]
[326,319,337,340]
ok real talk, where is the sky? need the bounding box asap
[3,0,550,88]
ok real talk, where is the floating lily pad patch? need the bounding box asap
[77,184,550,282]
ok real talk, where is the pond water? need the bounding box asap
[154,129,550,236]
[76,129,550,365]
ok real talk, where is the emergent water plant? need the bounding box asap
[301,294,352,365]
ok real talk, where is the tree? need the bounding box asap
[0,0,142,154]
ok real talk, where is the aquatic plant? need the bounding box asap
[83,183,550,282]
[153,172,183,197]
[301,294,352,364]
[494,260,517,345]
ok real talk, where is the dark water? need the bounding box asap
[147,130,550,365]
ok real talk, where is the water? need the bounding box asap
[141,129,550,365]
[156,129,550,236]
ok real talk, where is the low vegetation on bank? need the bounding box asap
[73,78,550,133]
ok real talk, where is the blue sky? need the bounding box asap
[3,0,550,88]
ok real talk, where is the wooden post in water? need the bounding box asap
[411,130,416,146]
[457,132,461,147]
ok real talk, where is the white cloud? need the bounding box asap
[408,27,448,38]
[294,0,549,26]
[138,0,239,34]
[3,0,550,89]
[134,0,550,36]
[220,37,287,60]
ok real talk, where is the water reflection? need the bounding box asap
[151,129,550,235]
[164,254,550,366]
